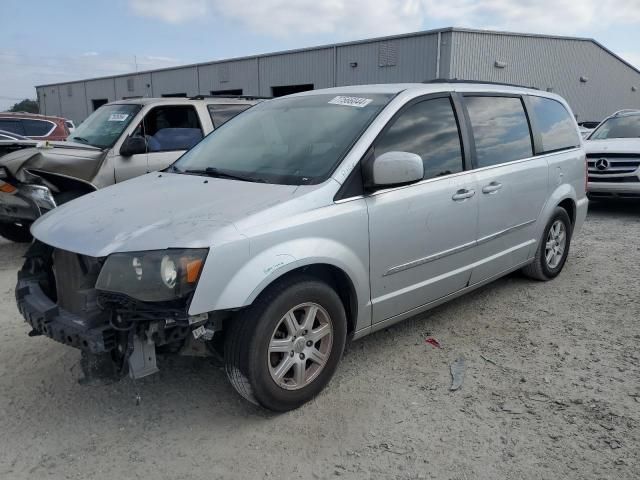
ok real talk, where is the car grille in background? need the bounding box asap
[52,249,103,321]
[587,153,640,183]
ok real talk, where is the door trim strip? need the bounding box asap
[476,219,536,245]
[383,218,536,277]
[384,240,476,276]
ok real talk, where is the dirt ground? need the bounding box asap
[0,200,639,480]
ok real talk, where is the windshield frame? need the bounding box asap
[588,113,640,140]
[170,93,395,185]
[68,103,142,149]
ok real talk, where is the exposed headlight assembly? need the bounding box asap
[96,249,208,302]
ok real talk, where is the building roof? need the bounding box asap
[35,27,640,88]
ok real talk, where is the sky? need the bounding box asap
[1,0,640,110]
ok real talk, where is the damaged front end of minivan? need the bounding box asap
[16,241,223,382]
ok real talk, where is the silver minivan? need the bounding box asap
[16,83,588,411]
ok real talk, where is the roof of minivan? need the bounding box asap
[291,82,565,103]
[110,97,262,106]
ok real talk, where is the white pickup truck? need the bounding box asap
[0,96,262,241]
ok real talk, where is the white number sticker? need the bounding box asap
[328,96,373,108]
[108,113,129,122]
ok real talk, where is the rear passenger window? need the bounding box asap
[139,105,203,152]
[375,97,463,180]
[22,119,55,136]
[208,104,251,128]
[465,96,533,167]
[528,96,580,153]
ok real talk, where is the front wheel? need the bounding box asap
[0,222,32,243]
[522,207,572,281]
[225,275,347,412]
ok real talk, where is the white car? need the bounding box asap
[584,110,640,199]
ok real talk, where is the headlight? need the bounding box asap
[0,167,8,180]
[96,249,208,302]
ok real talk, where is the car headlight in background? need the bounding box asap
[96,249,208,302]
[0,167,8,180]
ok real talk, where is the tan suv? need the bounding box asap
[0,96,262,241]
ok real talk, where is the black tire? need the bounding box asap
[522,207,572,281]
[0,222,32,243]
[225,274,347,412]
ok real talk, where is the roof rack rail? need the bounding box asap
[188,94,272,101]
[422,78,538,90]
[611,109,640,116]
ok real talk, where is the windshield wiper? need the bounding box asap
[182,167,266,183]
[70,136,89,144]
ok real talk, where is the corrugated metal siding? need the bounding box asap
[198,59,260,95]
[115,73,152,99]
[438,31,453,79]
[85,78,116,113]
[58,82,88,124]
[258,49,334,96]
[150,67,198,97]
[336,34,439,86]
[39,86,62,117]
[450,31,640,121]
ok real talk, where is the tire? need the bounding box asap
[225,274,347,412]
[522,207,572,281]
[0,222,32,243]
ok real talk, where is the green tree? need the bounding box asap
[9,99,39,114]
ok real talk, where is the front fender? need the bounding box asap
[189,237,371,330]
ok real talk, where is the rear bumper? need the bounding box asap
[15,276,116,354]
[0,183,56,224]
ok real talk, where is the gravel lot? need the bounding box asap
[1,201,639,480]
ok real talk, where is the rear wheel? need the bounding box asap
[522,207,572,281]
[225,275,347,412]
[0,222,32,243]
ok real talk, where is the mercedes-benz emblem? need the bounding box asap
[595,158,610,171]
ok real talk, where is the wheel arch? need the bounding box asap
[557,197,576,226]
[259,263,359,335]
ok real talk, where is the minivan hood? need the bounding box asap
[584,138,640,154]
[31,173,303,257]
[0,142,105,183]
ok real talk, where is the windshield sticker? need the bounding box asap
[328,96,373,108]
[108,113,129,122]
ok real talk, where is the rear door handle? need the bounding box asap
[482,182,503,194]
[452,189,476,201]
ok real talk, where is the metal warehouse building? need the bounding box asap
[36,27,640,124]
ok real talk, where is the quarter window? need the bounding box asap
[22,119,55,137]
[465,96,533,167]
[375,97,464,180]
[529,96,580,153]
[207,104,252,128]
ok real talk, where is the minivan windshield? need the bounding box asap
[172,93,393,184]
[68,104,141,148]
[589,114,640,140]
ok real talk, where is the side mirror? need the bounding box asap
[366,151,424,187]
[119,136,147,157]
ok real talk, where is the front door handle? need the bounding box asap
[452,188,476,201]
[482,182,503,194]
